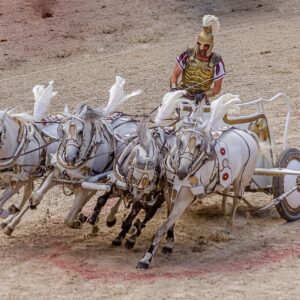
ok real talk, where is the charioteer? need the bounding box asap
[170,15,226,105]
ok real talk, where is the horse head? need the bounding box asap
[175,119,211,180]
[130,122,159,199]
[58,104,102,166]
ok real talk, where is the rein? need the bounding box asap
[0,140,55,162]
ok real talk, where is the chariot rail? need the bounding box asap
[254,168,300,176]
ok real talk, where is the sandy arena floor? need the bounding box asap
[0,0,300,299]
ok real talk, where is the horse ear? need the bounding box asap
[79,105,88,119]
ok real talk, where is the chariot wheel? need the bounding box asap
[273,148,300,221]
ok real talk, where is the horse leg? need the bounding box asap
[1,180,34,226]
[125,193,164,249]
[2,173,58,234]
[112,201,142,247]
[16,180,34,211]
[221,188,230,216]
[106,197,123,227]
[86,191,111,226]
[2,205,30,236]
[29,171,57,208]
[0,181,25,219]
[225,180,241,232]
[161,186,176,254]
[64,189,96,228]
[137,187,194,269]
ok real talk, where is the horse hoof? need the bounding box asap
[78,213,88,224]
[0,222,8,229]
[87,215,97,226]
[8,204,20,214]
[106,218,116,228]
[111,238,122,247]
[72,220,82,229]
[3,226,13,236]
[162,246,173,255]
[124,239,135,249]
[29,204,37,210]
[136,261,149,270]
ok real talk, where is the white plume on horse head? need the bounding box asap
[33,80,57,120]
[102,76,142,116]
[205,93,241,133]
[154,90,186,125]
[137,121,152,152]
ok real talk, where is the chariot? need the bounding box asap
[78,92,300,222]
[200,93,300,221]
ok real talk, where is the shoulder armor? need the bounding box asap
[187,47,196,61]
[210,53,222,66]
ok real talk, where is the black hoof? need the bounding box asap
[0,222,8,229]
[87,216,97,226]
[111,238,122,247]
[8,204,20,214]
[29,204,37,210]
[136,261,149,270]
[72,220,82,229]
[162,246,173,255]
[124,239,135,249]
[3,226,13,236]
[106,218,116,228]
[78,213,88,223]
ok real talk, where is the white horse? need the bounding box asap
[137,94,260,269]
[2,76,141,235]
[87,121,176,249]
[0,81,59,225]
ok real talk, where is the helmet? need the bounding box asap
[197,15,220,57]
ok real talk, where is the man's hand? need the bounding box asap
[195,92,206,104]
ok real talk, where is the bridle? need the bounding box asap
[131,157,157,193]
[164,122,211,176]
[175,126,208,173]
[57,116,91,169]
[58,116,86,149]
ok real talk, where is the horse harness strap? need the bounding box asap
[0,123,49,180]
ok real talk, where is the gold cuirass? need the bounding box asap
[179,57,214,95]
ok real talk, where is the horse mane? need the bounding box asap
[76,104,103,120]
[9,112,36,123]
